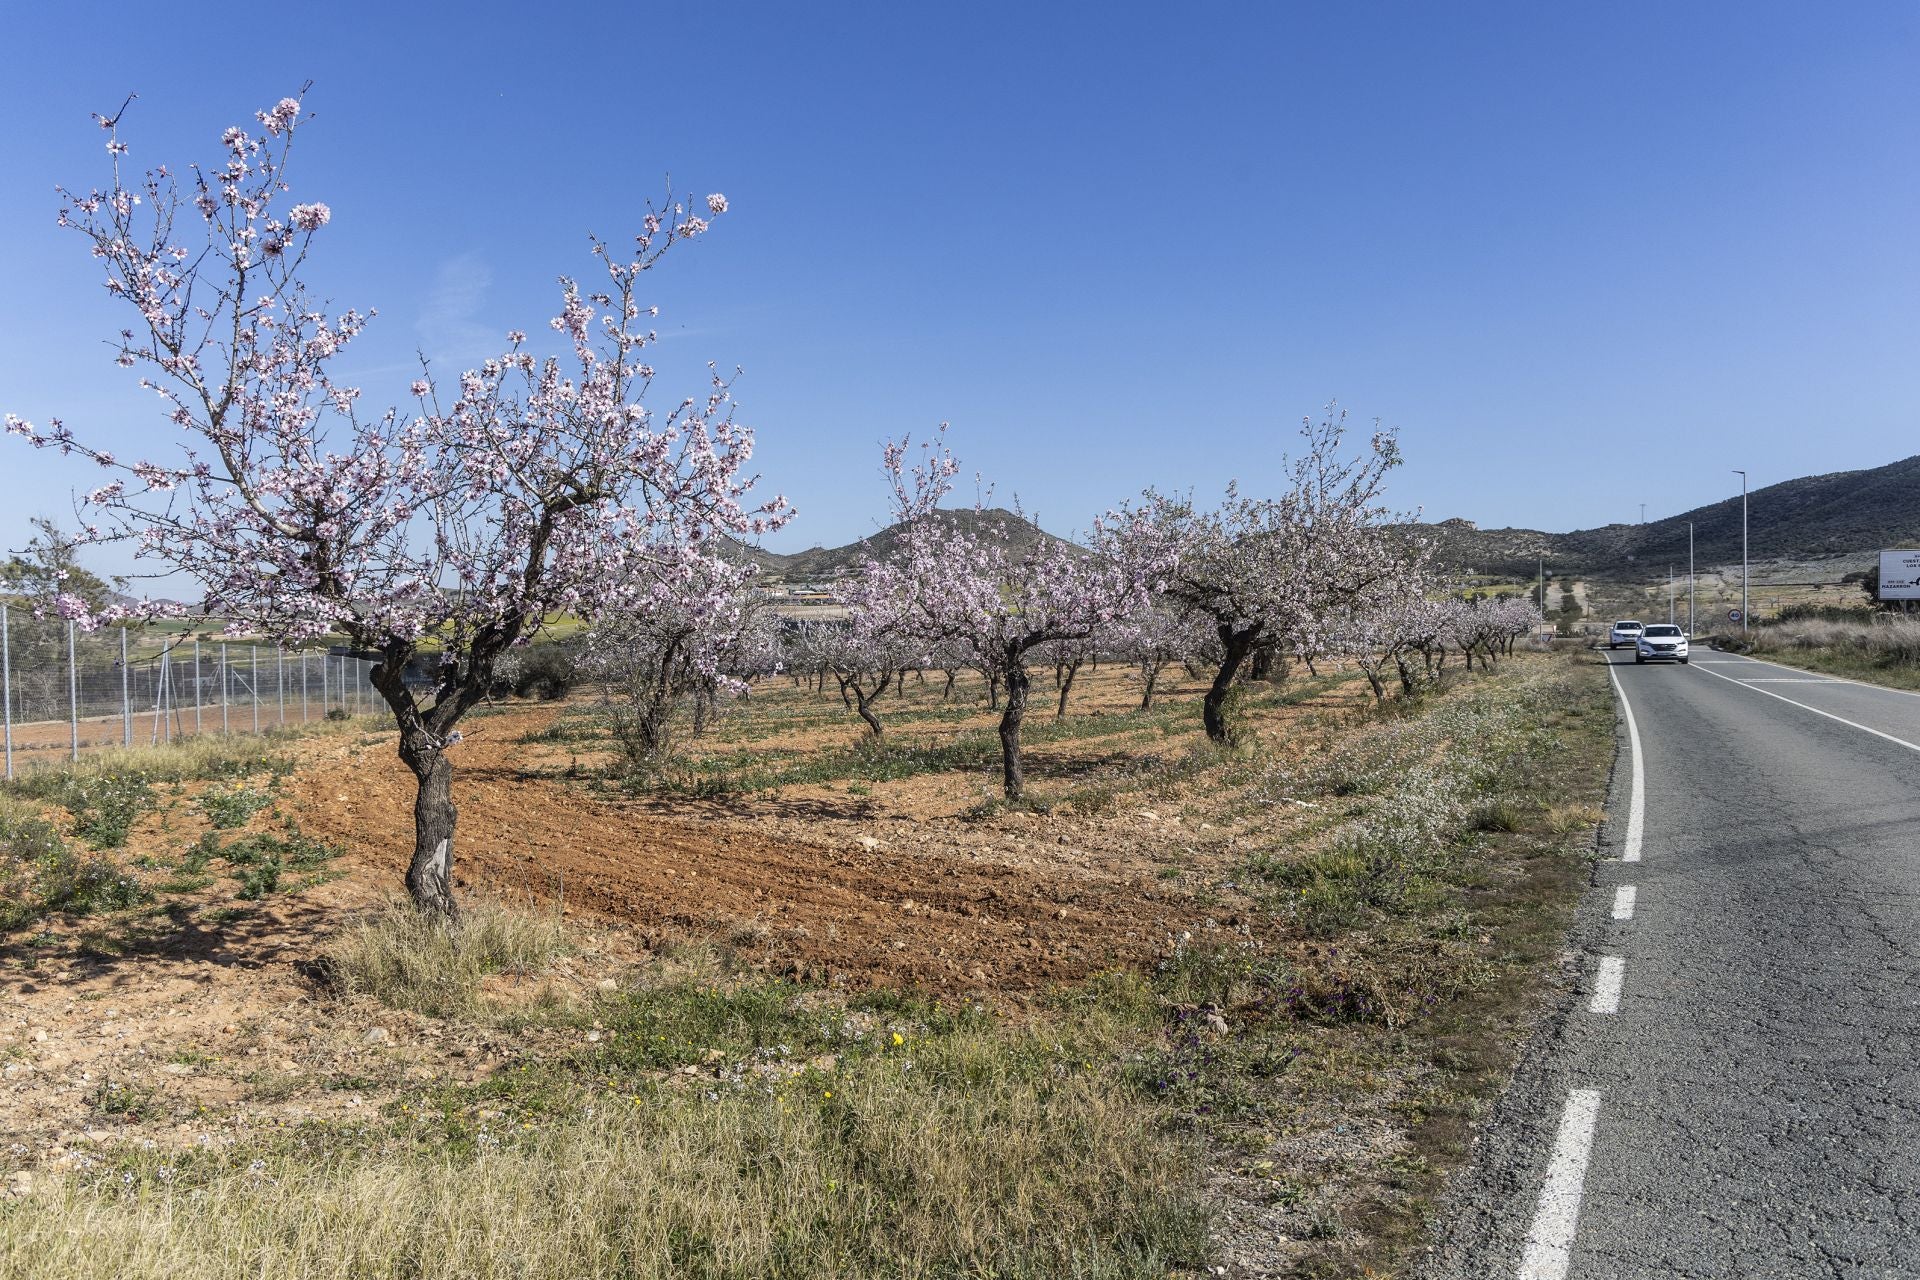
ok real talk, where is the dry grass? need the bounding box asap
[2,940,1203,1280]
[321,897,572,1015]
[1735,615,1920,689]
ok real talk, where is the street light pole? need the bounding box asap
[1687,521,1695,636]
[1669,566,1675,624]
[1733,470,1748,632]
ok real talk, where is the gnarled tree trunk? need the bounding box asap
[1203,622,1259,743]
[399,735,457,917]
[998,662,1030,798]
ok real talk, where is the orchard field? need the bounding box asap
[2,642,1609,1278]
[3,88,1612,1279]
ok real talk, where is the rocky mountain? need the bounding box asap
[1427,453,1920,579]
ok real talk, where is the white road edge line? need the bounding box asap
[1706,648,1920,699]
[1603,658,1645,862]
[1517,1088,1604,1280]
[1611,885,1636,920]
[1590,956,1625,1014]
[1692,663,1920,755]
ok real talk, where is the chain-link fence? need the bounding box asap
[1,603,380,778]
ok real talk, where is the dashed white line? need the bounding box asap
[1590,956,1625,1014]
[1603,658,1645,862]
[1692,662,1920,756]
[1611,885,1636,920]
[1517,1088,1604,1280]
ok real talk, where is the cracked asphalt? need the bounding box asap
[1424,648,1920,1279]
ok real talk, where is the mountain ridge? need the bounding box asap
[727,454,1920,585]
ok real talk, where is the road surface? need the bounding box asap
[1426,648,1920,1279]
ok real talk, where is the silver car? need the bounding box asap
[1607,620,1644,649]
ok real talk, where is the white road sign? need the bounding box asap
[1881,549,1920,601]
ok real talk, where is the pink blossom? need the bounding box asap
[289,202,330,231]
[706,194,728,215]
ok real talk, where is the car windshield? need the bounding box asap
[1643,625,1682,637]
[1614,621,1642,630]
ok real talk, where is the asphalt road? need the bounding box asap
[1425,648,1920,1279]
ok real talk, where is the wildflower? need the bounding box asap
[891,1032,904,1046]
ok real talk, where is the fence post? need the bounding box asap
[220,641,230,737]
[121,626,132,748]
[252,645,260,734]
[277,648,285,726]
[193,637,202,737]
[68,620,79,762]
[302,650,310,722]
[2,602,12,781]
[321,650,329,716]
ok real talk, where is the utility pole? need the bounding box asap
[1733,470,1749,632]
[1640,502,1646,524]
[1669,566,1675,624]
[1687,521,1696,636]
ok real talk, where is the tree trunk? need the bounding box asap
[987,671,1002,711]
[1140,658,1159,711]
[399,738,458,917]
[1055,660,1080,720]
[999,663,1030,798]
[854,691,883,737]
[1249,645,1274,682]
[1203,624,1258,743]
[1362,666,1386,699]
[942,669,956,701]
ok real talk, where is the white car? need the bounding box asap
[1635,623,1689,665]
[1607,620,1644,649]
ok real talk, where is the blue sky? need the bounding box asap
[2,1,1916,577]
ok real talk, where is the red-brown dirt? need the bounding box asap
[285,694,1235,993]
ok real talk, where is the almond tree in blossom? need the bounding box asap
[1142,409,1409,742]
[583,555,763,765]
[1112,603,1210,710]
[6,94,788,914]
[862,430,1160,799]
[791,614,917,739]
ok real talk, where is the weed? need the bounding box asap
[322,899,571,1016]
[237,858,282,899]
[199,784,273,829]
[1,799,147,926]
[89,1079,160,1121]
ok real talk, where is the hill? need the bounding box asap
[728,507,1078,583]
[1427,453,1920,579]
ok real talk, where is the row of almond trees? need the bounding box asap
[6,91,1537,914]
[579,412,1544,802]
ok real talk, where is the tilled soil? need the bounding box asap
[287,701,1231,992]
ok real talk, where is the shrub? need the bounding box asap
[502,639,583,701]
